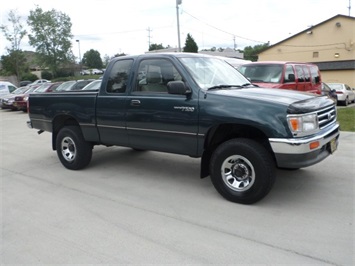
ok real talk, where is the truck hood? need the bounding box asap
[208,87,334,113]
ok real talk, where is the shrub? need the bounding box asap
[21,73,38,82]
[41,71,53,80]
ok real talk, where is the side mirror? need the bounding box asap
[167,81,191,95]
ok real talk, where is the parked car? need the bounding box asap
[81,79,102,91]
[19,80,32,87]
[34,82,63,93]
[238,61,322,94]
[30,79,50,85]
[321,82,337,104]
[327,83,355,106]
[91,68,104,75]
[54,80,95,91]
[80,70,91,75]
[0,81,18,97]
[54,81,77,91]
[0,86,29,110]
[13,86,39,112]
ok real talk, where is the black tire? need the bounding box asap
[56,126,92,170]
[344,97,349,106]
[210,138,276,204]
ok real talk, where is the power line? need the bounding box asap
[182,10,267,44]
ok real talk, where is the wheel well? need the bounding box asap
[52,115,80,150]
[200,124,274,178]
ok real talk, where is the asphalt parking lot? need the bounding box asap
[1,109,354,265]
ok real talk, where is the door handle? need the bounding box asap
[130,99,141,106]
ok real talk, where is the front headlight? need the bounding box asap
[23,96,29,101]
[287,113,318,135]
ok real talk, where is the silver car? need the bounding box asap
[327,83,355,106]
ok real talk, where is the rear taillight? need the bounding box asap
[336,91,343,94]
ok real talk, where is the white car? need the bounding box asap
[0,81,18,97]
[91,69,104,75]
[80,70,91,75]
[30,79,50,85]
[327,83,355,106]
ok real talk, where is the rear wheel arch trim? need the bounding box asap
[52,115,80,150]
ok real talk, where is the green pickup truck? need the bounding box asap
[27,53,339,204]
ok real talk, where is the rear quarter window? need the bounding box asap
[106,59,133,93]
[310,65,320,84]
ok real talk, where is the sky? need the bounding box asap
[0,0,351,61]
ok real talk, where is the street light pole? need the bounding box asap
[176,0,182,52]
[76,39,82,73]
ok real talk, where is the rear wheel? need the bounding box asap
[344,97,349,106]
[56,126,92,170]
[210,138,275,204]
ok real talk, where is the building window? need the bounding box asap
[313,52,319,58]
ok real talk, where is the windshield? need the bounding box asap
[239,64,283,83]
[34,83,51,92]
[327,84,342,90]
[179,57,249,90]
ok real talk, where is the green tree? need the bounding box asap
[149,43,166,51]
[82,49,103,69]
[27,6,74,77]
[103,54,111,67]
[114,52,126,57]
[0,51,28,76]
[242,43,270,61]
[0,9,28,81]
[183,33,198,53]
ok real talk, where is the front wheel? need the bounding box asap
[210,139,275,204]
[56,126,92,170]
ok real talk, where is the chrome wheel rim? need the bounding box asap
[221,155,255,191]
[61,136,76,162]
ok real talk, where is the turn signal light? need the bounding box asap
[309,141,320,150]
[289,118,299,131]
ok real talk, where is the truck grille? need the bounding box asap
[317,105,337,129]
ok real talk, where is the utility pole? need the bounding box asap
[176,0,182,52]
[76,39,82,73]
[348,0,351,16]
[147,27,152,50]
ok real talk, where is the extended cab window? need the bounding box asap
[302,65,311,82]
[283,65,295,83]
[295,65,305,82]
[310,65,320,84]
[135,59,181,93]
[106,59,133,93]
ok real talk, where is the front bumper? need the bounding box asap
[269,123,339,168]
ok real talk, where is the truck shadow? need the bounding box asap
[88,146,319,205]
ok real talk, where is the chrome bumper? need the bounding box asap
[269,123,339,154]
[269,123,339,168]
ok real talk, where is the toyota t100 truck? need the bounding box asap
[27,53,339,204]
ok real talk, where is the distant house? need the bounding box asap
[258,14,355,87]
